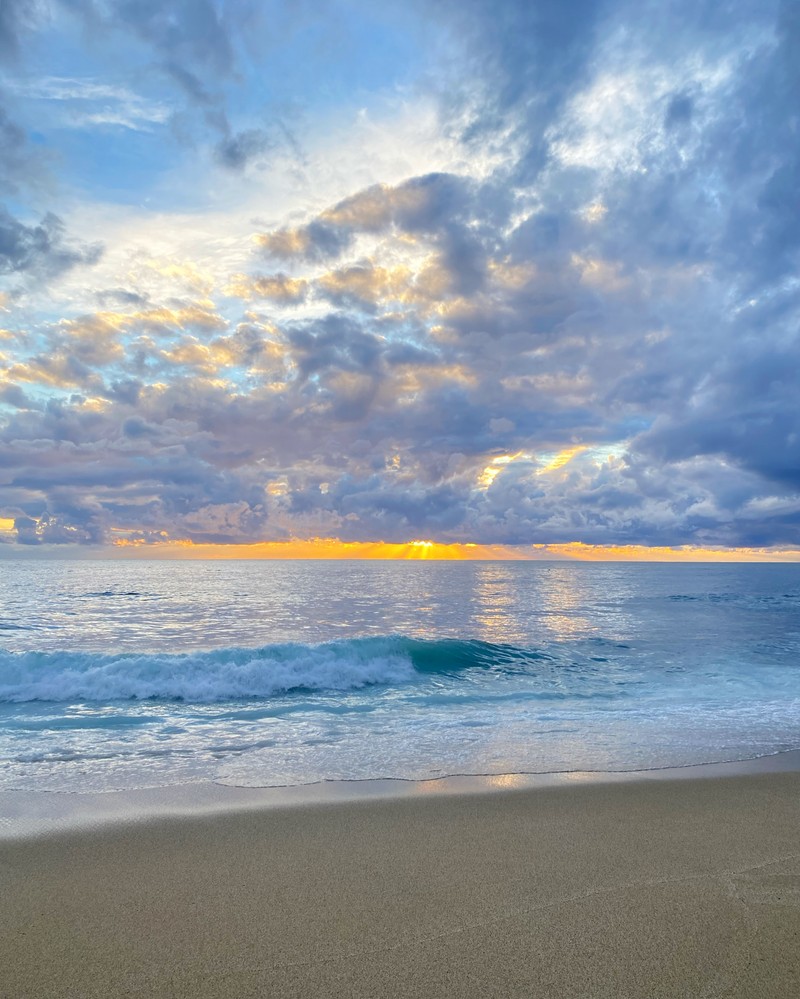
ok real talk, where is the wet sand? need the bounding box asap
[2,771,799,998]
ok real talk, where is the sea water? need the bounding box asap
[0,559,798,792]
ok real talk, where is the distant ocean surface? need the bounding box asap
[1,559,799,793]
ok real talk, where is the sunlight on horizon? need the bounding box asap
[83,536,800,561]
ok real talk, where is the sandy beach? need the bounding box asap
[2,771,799,998]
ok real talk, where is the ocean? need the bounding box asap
[1,559,799,793]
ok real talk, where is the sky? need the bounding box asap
[0,0,799,559]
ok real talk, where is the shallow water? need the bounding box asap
[1,559,799,791]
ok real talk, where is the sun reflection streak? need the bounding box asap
[472,563,523,643]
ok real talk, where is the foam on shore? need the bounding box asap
[3,747,800,841]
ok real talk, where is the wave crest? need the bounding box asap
[0,637,543,704]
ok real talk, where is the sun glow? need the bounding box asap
[537,445,587,473]
[478,451,527,488]
[530,542,800,562]
[110,537,526,560]
[98,537,800,562]
[477,445,590,489]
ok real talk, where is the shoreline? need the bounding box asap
[2,766,799,998]
[3,746,800,841]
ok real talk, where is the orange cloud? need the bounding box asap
[254,228,310,258]
[227,273,308,304]
[320,182,429,230]
[317,263,413,305]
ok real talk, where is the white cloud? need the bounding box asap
[9,76,171,131]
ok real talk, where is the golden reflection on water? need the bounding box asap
[470,563,602,642]
[414,771,533,796]
[485,773,528,789]
[472,564,522,643]
[560,770,605,782]
[415,780,438,795]
[535,569,595,638]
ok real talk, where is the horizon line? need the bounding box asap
[1,538,799,562]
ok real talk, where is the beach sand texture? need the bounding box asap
[2,772,799,998]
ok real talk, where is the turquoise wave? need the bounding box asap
[0,636,554,704]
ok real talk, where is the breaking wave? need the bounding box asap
[0,637,550,704]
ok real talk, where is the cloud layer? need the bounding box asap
[1,0,799,551]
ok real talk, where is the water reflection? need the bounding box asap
[1,559,795,656]
[466,562,612,645]
[471,564,524,644]
[486,773,528,789]
[532,566,596,640]
[3,560,800,793]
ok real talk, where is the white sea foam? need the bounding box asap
[0,638,418,703]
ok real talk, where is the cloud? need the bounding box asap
[0,383,38,410]
[0,77,104,293]
[214,128,275,170]
[255,173,481,264]
[1,0,799,552]
[0,0,45,62]
[0,208,103,279]
[433,0,605,180]
[65,0,235,104]
[9,76,172,131]
[227,273,308,304]
[256,219,354,264]
[0,103,29,192]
